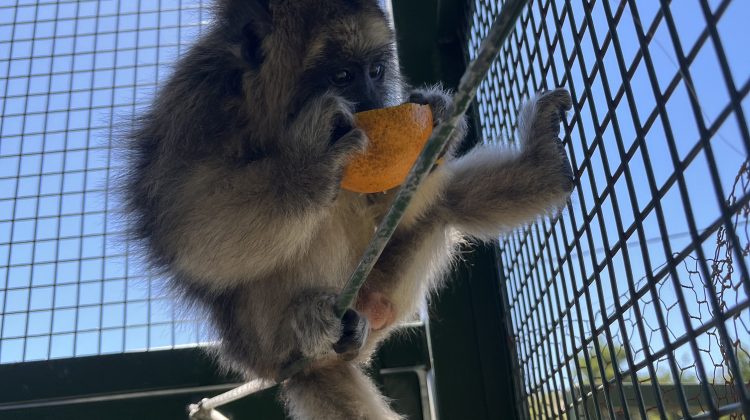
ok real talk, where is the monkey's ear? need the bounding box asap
[218,0,272,67]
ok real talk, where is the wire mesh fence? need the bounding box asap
[2,0,749,419]
[467,0,749,418]
[0,0,214,364]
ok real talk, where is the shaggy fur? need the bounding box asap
[121,0,574,418]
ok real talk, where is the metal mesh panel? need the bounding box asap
[0,0,213,364]
[467,0,749,418]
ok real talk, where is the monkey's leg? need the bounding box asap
[281,361,403,420]
[438,88,574,240]
[354,89,574,343]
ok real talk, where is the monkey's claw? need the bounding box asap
[333,309,369,360]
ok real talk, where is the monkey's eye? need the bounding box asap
[369,63,384,80]
[331,69,354,86]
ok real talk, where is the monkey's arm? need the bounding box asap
[438,89,574,239]
[355,90,574,337]
[153,93,366,289]
[399,88,573,239]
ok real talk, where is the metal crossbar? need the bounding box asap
[467,0,750,418]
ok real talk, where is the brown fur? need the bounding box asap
[121,1,573,418]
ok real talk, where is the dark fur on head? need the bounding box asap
[121,0,574,418]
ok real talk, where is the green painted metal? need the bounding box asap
[392,0,523,419]
[0,326,430,419]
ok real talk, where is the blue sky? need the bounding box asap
[0,1,748,407]
[468,0,749,399]
[0,0,210,363]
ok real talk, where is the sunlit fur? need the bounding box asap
[121,1,574,418]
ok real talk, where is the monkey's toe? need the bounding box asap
[333,309,369,360]
[408,91,430,106]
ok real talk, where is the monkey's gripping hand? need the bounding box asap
[518,88,574,191]
[518,89,574,192]
[278,93,367,206]
[438,88,574,240]
[408,86,468,157]
[289,291,369,363]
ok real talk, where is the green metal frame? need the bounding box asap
[392,1,520,418]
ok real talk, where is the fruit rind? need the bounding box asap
[341,103,433,193]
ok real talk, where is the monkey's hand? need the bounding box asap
[408,86,467,156]
[289,291,369,362]
[518,88,575,192]
[280,94,368,204]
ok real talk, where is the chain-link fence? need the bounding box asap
[0,0,214,364]
[467,0,749,418]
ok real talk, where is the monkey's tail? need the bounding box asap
[280,361,403,420]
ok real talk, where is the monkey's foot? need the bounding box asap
[409,90,450,126]
[408,87,467,156]
[532,88,573,139]
[523,88,575,193]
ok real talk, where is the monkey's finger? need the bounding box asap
[328,128,368,158]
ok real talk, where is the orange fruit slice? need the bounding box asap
[341,103,433,193]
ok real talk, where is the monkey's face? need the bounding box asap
[297,31,399,114]
[222,0,402,117]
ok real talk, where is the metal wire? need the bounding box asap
[0,0,211,364]
[467,0,750,418]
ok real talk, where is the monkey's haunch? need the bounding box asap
[357,291,395,331]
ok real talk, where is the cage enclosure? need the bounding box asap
[1,0,749,419]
